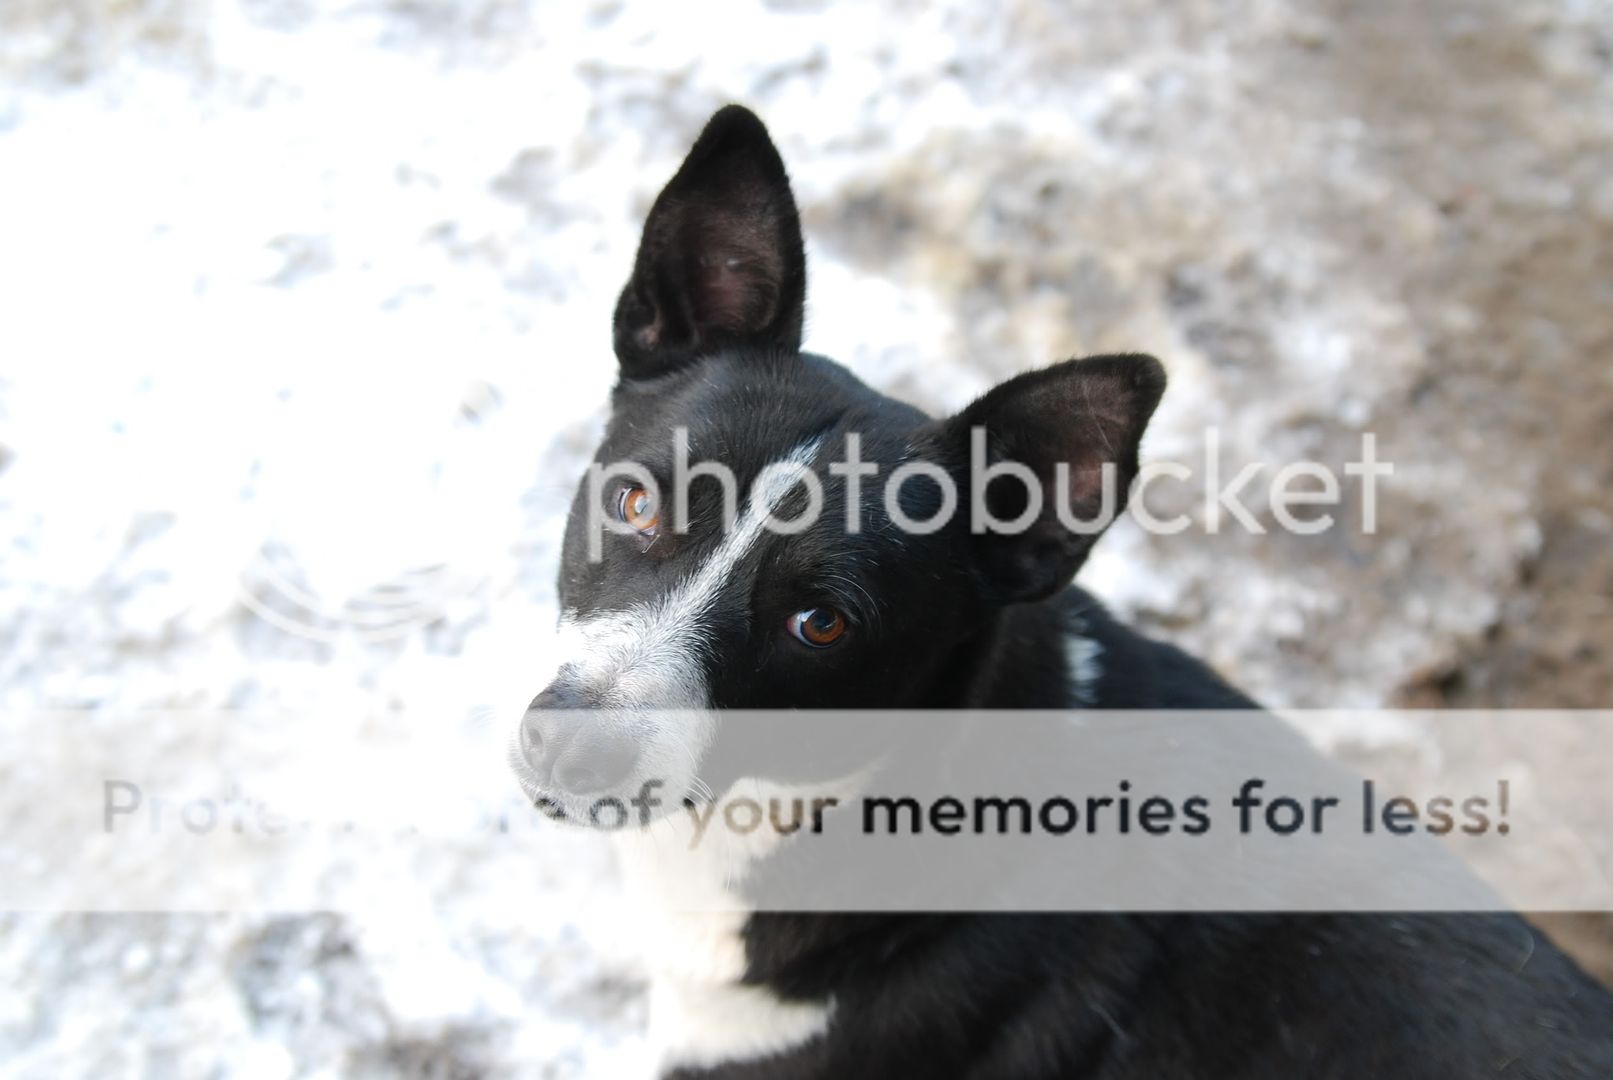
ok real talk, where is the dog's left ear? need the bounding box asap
[938,354,1167,604]
[612,105,806,379]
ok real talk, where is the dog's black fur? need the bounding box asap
[533,106,1613,1078]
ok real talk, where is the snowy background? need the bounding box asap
[3,0,1612,1075]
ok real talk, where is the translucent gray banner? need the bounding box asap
[3,710,1609,913]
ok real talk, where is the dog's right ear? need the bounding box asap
[612,105,806,380]
[937,354,1167,604]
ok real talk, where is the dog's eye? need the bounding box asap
[788,607,847,648]
[615,485,660,535]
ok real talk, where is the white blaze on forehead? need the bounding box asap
[557,435,825,711]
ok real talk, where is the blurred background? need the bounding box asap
[1,0,1610,1075]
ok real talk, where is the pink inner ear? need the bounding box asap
[636,312,663,348]
[699,255,754,330]
[696,248,781,333]
[680,202,785,335]
[1060,456,1123,525]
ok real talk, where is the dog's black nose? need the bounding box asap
[550,735,637,795]
[519,684,572,765]
[528,682,586,712]
[519,683,638,796]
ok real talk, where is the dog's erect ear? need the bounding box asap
[939,354,1166,604]
[612,105,806,379]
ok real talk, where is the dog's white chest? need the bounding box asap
[613,827,834,1074]
[648,972,833,1074]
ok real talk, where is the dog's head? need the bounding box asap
[511,106,1165,820]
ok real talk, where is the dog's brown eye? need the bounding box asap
[789,607,847,648]
[616,485,660,535]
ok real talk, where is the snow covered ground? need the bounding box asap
[3,0,1610,1075]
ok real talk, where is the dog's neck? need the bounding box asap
[925,595,1087,709]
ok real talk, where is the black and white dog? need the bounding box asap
[512,106,1613,1078]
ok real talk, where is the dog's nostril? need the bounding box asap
[552,738,636,796]
[518,711,545,761]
